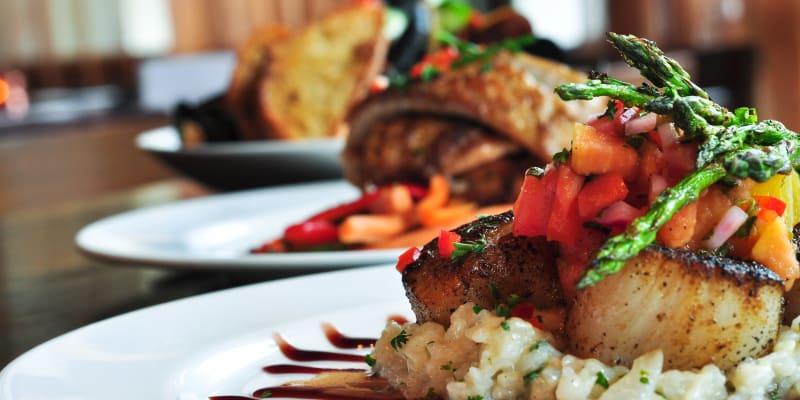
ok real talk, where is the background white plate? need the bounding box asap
[136,126,345,190]
[0,265,411,400]
[75,180,404,270]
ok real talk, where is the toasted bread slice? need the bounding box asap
[225,26,290,140]
[258,1,387,139]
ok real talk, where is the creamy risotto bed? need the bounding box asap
[371,304,800,400]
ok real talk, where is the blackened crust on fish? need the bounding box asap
[402,211,564,325]
[652,245,784,292]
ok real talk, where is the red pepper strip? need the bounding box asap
[396,247,421,273]
[283,220,339,247]
[306,190,381,222]
[401,183,429,201]
[438,230,462,258]
[754,195,787,217]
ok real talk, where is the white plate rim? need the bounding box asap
[75,180,404,270]
[0,264,408,399]
[135,126,345,156]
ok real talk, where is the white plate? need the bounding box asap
[0,265,410,399]
[75,180,404,270]
[137,126,345,190]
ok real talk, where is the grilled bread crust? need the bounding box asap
[257,2,387,139]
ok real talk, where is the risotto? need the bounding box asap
[370,303,800,400]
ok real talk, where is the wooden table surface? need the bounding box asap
[0,115,328,367]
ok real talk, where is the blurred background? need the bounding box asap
[0,0,796,211]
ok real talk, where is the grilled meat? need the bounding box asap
[566,245,784,370]
[402,211,564,325]
[343,52,603,204]
[356,117,535,204]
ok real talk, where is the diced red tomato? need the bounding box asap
[510,303,543,329]
[283,220,340,246]
[396,247,421,273]
[369,75,389,93]
[547,165,585,246]
[570,123,639,180]
[663,143,698,183]
[512,168,558,237]
[409,47,459,79]
[577,172,629,220]
[438,230,462,258]
[754,195,787,217]
[307,190,381,222]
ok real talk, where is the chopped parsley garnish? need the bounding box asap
[507,293,522,307]
[530,340,547,351]
[495,304,511,318]
[426,387,437,398]
[365,354,376,367]
[258,391,273,398]
[390,329,410,351]
[473,304,482,314]
[500,321,510,331]
[523,367,544,384]
[488,282,502,300]
[451,237,488,260]
[601,100,617,120]
[420,65,440,81]
[595,371,610,389]
[467,395,484,400]
[639,369,650,384]
[552,148,571,166]
[767,388,782,400]
[440,361,455,371]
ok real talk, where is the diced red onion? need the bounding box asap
[649,174,668,203]
[657,122,680,148]
[618,107,639,126]
[597,201,644,228]
[625,112,657,136]
[704,206,749,250]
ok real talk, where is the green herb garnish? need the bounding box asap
[523,367,544,384]
[639,369,650,384]
[451,237,488,260]
[365,354,376,367]
[595,371,610,389]
[390,329,410,351]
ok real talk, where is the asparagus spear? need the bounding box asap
[556,33,800,288]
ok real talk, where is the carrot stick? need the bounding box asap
[338,214,409,244]
[366,204,512,249]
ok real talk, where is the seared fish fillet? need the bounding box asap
[566,246,784,370]
[402,211,564,325]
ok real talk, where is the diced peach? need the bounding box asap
[657,202,697,248]
[751,216,800,286]
[570,123,639,180]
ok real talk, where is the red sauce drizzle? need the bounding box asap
[263,364,365,374]
[321,323,377,349]
[211,319,408,400]
[274,333,365,363]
